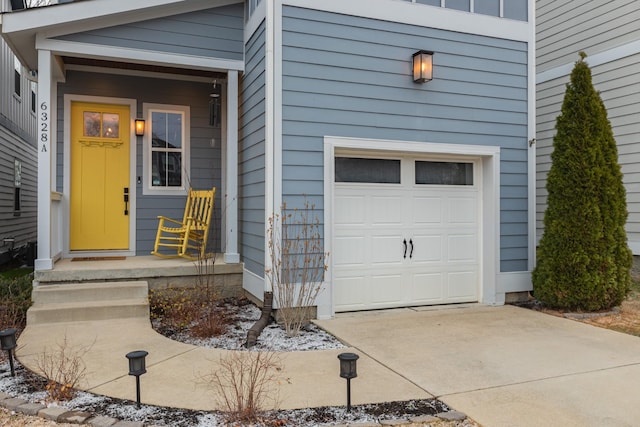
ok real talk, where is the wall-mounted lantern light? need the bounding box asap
[338,352,359,412]
[209,80,222,127]
[126,350,148,408]
[412,50,434,83]
[134,119,145,137]
[0,328,17,377]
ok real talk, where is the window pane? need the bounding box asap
[152,151,182,187]
[416,0,441,5]
[415,161,473,185]
[166,152,182,187]
[335,157,401,183]
[152,112,168,148]
[83,112,101,137]
[166,113,183,148]
[474,0,499,16]
[445,0,470,12]
[102,113,119,138]
[504,0,527,20]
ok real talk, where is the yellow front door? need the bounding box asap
[70,102,130,250]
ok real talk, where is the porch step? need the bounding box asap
[27,281,150,325]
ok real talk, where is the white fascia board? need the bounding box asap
[2,0,242,35]
[537,38,640,84]
[283,0,529,42]
[36,37,244,72]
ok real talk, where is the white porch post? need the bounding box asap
[35,49,54,271]
[223,70,240,264]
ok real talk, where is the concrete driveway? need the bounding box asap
[315,304,640,427]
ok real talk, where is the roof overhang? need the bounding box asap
[1,0,243,70]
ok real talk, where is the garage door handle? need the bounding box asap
[409,239,414,259]
[403,239,407,259]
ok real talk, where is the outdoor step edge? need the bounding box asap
[33,281,148,291]
[32,281,149,303]
[29,298,149,311]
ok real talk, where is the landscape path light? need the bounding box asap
[126,350,148,408]
[0,328,17,377]
[338,352,359,412]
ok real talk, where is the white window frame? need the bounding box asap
[142,103,190,196]
[14,57,21,98]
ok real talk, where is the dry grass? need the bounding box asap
[578,275,640,336]
[533,268,640,336]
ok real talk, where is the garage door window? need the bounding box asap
[335,157,401,183]
[415,161,473,185]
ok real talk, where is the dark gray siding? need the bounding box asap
[57,71,221,255]
[55,4,244,61]
[281,6,529,272]
[0,126,37,261]
[239,23,267,276]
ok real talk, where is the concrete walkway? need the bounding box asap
[16,304,640,426]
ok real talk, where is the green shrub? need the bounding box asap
[533,52,632,311]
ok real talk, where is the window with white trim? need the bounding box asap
[142,103,190,195]
[14,57,21,98]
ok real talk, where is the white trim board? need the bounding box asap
[37,38,244,72]
[537,39,640,84]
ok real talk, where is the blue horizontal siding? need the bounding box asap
[281,6,530,273]
[55,4,244,61]
[239,23,267,277]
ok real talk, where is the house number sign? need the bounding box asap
[40,102,49,153]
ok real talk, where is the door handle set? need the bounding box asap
[123,187,129,216]
[402,238,414,259]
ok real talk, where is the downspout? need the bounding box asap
[245,291,273,348]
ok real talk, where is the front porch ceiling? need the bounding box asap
[62,56,228,80]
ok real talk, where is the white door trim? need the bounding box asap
[63,94,137,258]
[320,136,501,319]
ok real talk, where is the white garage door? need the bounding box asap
[333,156,480,312]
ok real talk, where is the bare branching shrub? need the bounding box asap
[206,351,283,422]
[266,201,329,337]
[149,287,203,330]
[34,335,92,403]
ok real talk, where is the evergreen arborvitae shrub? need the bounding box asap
[532,52,632,311]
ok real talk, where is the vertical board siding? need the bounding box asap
[55,4,245,61]
[0,39,37,258]
[537,0,640,72]
[281,6,530,272]
[536,53,640,248]
[58,71,222,255]
[239,23,267,276]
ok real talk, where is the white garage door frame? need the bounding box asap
[316,136,500,319]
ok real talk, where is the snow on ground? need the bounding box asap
[152,300,347,352]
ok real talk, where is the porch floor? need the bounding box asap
[33,255,243,295]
